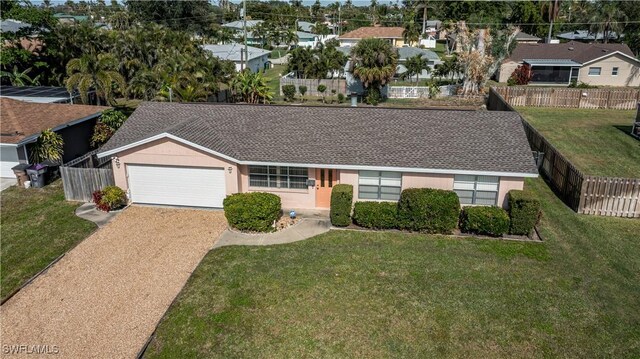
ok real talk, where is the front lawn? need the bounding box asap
[518,107,640,177]
[0,181,96,301]
[145,178,640,358]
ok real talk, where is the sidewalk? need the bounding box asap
[214,218,331,248]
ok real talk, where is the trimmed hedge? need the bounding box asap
[460,206,510,237]
[352,201,398,229]
[508,190,541,235]
[330,184,353,227]
[223,192,281,232]
[397,188,460,234]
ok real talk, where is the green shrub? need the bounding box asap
[337,93,345,103]
[397,188,460,234]
[330,184,353,227]
[460,206,510,237]
[282,84,296,101]
[508,190,541,235]
[223,192,281,232]
[93,185,126,212]
[352,201,398,229]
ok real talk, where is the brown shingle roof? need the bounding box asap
[99,103,538,176]
[339,26,404,39]
[507,41,636,64]
[0,98,110,144]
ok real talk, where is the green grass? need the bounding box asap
[269,49,288,59]
[0,181,96,301]
[518,107,640,177]
[263,64,286,100]
[145,178,640,358]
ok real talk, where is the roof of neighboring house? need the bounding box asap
[0,85,81,103]
[203,43,271,62]
[557,30,621,41]
[222,20,263,30]
[339,26,404,39]
[397,47,440,61]
[0,98,109,144]
[506,41,637,65]
[515,31,541,41]
[298,21,315,33]
[0,19,31,33]
[98,103,538,176]
[53,13,89,22]
[296,31,317,40]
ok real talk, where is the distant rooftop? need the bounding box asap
[397,47,440,61]
[0,19,31,33]
[0,85,81,103]
[222,20,263,30]
[557,30,622,41]
[203,43,271,62]
[339,27,404,39]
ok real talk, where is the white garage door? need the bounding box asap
[127,165,226,208]
[0,145,20,178]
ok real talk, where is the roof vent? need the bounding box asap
[602,49,608,52]
[568,47,574,51]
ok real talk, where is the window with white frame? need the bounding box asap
[612,67,619,76]
[358,171,402,200]
[248,165,308,189]
[453,175,499,205]
[588,67,601,76]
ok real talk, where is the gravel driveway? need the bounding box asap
[0,206,227,358]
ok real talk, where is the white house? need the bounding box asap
[203,43,271,72]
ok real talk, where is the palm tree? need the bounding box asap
[350,38,398,104]
[541,0,560,43]
[404,54,428,83]
[589,2,627,43]
[30,129,64,164]
[231,70,273,104]
[402,12,421,46]
[0,66,41,86]
[282,28,299,50]
[311,22,331,37]
[66,53,126,105]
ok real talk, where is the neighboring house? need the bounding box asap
[295,31,319,48]
[0,85,84,104]
[203,43,271,72]
[497,41,640,86]
[339,27,407,47]
[1,19,44,54]
[514,31,541,44]
[0,19,30,32]
[396,47,442,80]
[557,30,621,42]
[97,103,538,209]
[54,13,89,25]
[0,98,110,178]
[222,20,263,31]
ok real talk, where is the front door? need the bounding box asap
[315,168,337,208]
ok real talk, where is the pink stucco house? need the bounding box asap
[97,103,538,210]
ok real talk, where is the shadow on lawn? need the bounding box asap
[613,125,639,141]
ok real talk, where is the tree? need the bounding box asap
[317,84,327,103]
[298,85,307,102]
[30,129,64,164]
[126,0,215,35]
[310,22,331,37]
[282,28,299,50]
[0,66,40,86]
[349,38,398,104]
[589,2,627,43]
[402,12,421,46]
[404,54,428,83]
[508,63,532,86]
[231,70,273,104]
[65,53,126,105]
[282,84,296,101]
[541,0,560,43]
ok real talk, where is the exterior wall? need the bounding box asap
[339,39,358,47]
[578,54,640,86]
[340,169,524,209]
[498,177,525,208]
[498,61,520,83]
[238,165,316,209]
[233,55,270,73]
[56,115,99,163]
[111,138,239,197]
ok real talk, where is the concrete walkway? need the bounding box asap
[74,202,120,227]
[1,178,16,191]
[214,218,331,248]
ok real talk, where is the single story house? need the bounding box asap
[54,13,89,25]
[497,41,640,86]
[0,98,110,178]
[339,27,407,48]
[396,47,442,80]
[0,85,84,104]
[97,103,538,210]
[0,19,31,33]
[222,20,263,31]
[295,31,319,48]
[514,31,541,44]
[557,30,621,42]
[203,43,271,72]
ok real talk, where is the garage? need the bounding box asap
[0,145,20,178]
[127,165,226,208]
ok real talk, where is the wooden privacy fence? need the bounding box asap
[60,166,114,202]
[280,78,346,96]
[489,87,640,218]
[387,86,431,99]
[494,86,640,110]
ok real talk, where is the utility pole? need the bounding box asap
[243,0,248,71]
[337,5,341,36]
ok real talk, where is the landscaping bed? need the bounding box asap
[145,178,640,358]
[517,107,640,177]
[0,180,96,301]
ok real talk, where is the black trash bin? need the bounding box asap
[26,164,48,188]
